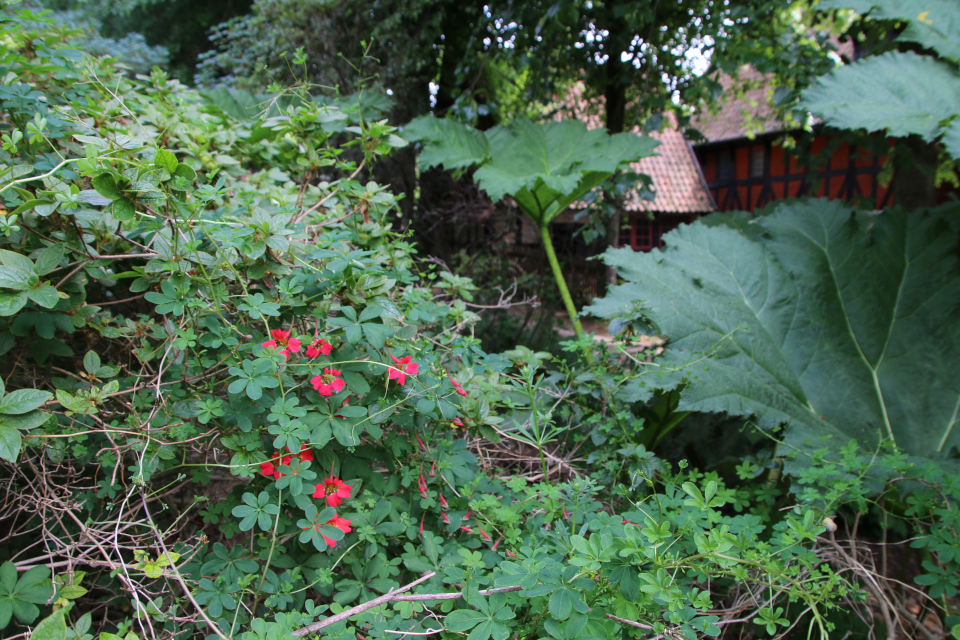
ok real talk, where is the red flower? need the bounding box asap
[441,511,450,524]
[297,444,314,463]
[260,456,291,480]
[387,351,419,386]
[478,526,491,541]
[306,335,333,358]
[438,492,448,510]
[261,449,311,480]
[322,515,352,548]
[448,374,467,397]
[260,460,279,480]
[311,475,353,507]
[262,329,301,360]
[428,461,436,477]
[452,418,464,428]
[418,468,428,499]
[311,367,345,396]
[492,536,502,551]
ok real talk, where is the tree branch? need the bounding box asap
[291,572,523,637]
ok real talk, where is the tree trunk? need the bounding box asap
[599,64,628,298]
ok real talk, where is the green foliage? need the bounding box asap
[805,0,960,159]
[791,440,960,627]
[586,199,960,459]
[44,9,169,76]
[0,5,936,640]
[0,376,52,461]
[0,563,53,629]
[405,115,657,337]
[802,51,960,158]
[821,0,960,63]
[405,116,659,225]
[47,0,252,83]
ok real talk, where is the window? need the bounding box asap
[750,146,766,178]
[635,216,654,251]
[717,151,735,183]
[619,215,633,248]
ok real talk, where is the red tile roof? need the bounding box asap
[690,38,854,143]
[626,114,715,214]
[689,67,788,143]
[558,85,715,214]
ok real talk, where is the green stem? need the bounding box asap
[527,384,549,483]
[650,410,691,450]
[0,158,83,195]
[538,222,583,339]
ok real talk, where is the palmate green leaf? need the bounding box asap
[231,491,279,531]
[586,199,960,459]
[402,116,659,224]
[444,594,515,640]
[820,0,960,63]
[444,609,488,632]
[801,51,960,159]
[402,115,488,170]
[0,562,52,628]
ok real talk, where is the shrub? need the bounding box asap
[0,7,859,640]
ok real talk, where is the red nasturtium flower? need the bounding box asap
[311,367,345,396]
[297,444,314,462]
[262,329,301,360]
[387,351,419,386]
[306,335,333,358]
[311,474,353,507]
[260,454,292,480]
[259,460,282,480]
[323,515,352,547]
[260,446,314,480]
[448,374,467,396]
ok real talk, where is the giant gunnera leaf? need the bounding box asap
[806,2,960,159]
[802,51,960,160]
[402,116,658,224]
[820,0,960,64]
[584,199,960,458]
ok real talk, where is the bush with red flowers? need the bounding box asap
[0,14,889,640]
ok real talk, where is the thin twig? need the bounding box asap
[291,573,524,637]
[141,492,231,640]
[292,571,437,637]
